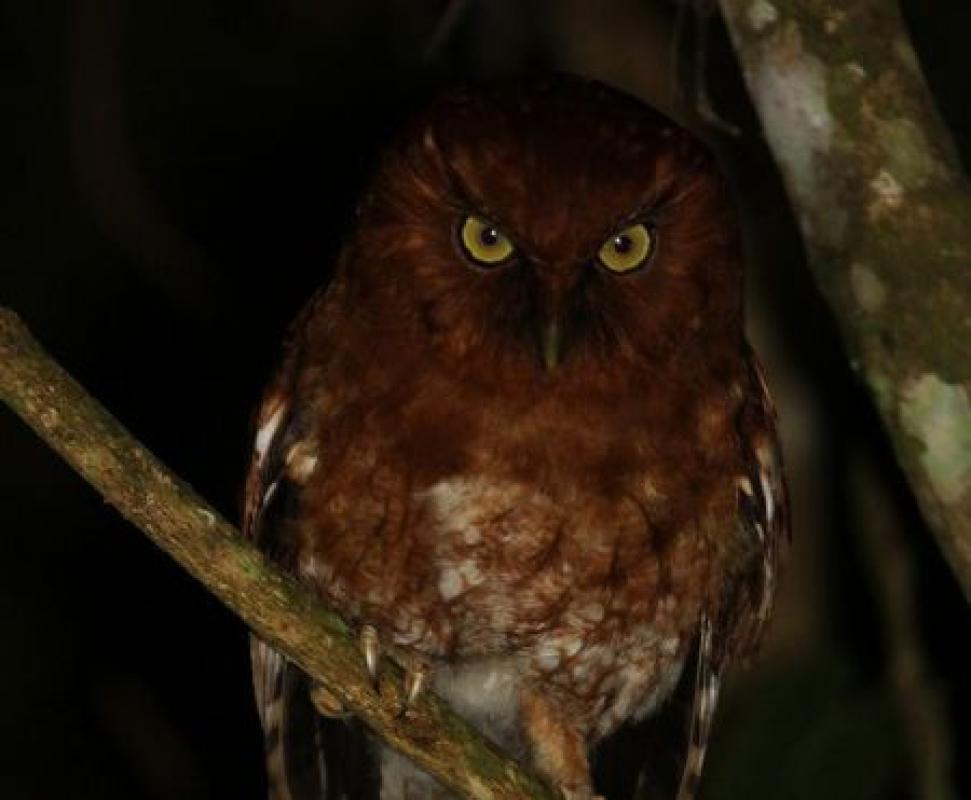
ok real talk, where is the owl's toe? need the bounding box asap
[358,622,433,714]
[309,681,350,718]
[357,622,433,714]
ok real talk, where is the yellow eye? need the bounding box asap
[597,223,655,274]
[459,215,515,266]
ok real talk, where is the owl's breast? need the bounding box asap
[293,371,737,736]
[412,474,704,735]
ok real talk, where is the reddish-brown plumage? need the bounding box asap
[244,75,787,800]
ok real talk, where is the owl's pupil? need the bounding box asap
[480,227,500,247]
[613,234,633,253]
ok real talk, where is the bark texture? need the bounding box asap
[0,308,556,800]
[718,0,971,599]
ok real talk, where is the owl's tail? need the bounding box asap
[250,636,380,800]
[252,638,305,800]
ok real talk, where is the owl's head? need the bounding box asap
[342,75,742,394]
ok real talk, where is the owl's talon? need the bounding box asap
[359,624,382,689]
[396,657,431,718]
[357,623,431,713]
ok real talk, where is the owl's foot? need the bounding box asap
[358,623,432,716]
[310,625,381,719]
[310,651,425,721]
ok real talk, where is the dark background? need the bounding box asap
[1,1,969,798]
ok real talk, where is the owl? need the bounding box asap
[243,75,787,800]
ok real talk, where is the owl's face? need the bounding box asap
[342,77,743,398]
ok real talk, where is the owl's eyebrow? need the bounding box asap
[437,157,487,210]
[618,174,697,230]
[603,188,672,236]
[420,124,482,210]
[438,157,521,235]
[423,127,501,220]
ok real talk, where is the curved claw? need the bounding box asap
[357,624,433,716]
[359,624,381,689]
[396,658,431,718]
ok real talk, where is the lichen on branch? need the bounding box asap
[717,0,971,600]
[0,307,556,800]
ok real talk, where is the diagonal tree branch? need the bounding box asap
[717,0,971,600]
[0,307,555,800]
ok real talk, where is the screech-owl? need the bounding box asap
[243,75,788,800]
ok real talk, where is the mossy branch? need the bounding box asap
[0,307,555,800]
[718,0,971,600]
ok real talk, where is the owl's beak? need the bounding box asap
[541,319,562,372]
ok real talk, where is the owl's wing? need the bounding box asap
[675,349,789,800]
[243,301,323,800]
[724,349,789,662]
[242,294,379,800]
